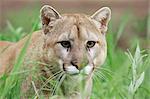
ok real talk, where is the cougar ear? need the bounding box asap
[40,5,61,34]
[91,7,111,34]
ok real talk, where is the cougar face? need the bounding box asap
[41,5,111,75]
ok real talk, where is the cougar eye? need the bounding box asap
[59,41,71,48]
[86,41,96,48]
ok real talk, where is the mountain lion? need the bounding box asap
[0,5,111,99]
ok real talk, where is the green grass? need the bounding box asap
[0,13,149,99]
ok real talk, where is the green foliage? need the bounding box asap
[0,21,25,42]
[126,45,147,98]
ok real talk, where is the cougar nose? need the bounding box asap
[71,61,79,70]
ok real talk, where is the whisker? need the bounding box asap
[52,72,64,96]
[92,74,100,82]
[40,76,51,89]
[95,67,113,73]
[97,70,108,80]
[39,70,63,92]
[94,67,113,78]
[94,72,105,80]
[101,70,113,78]
[94,69,112,78]
[94,70,108,81]
[52,72,65,95]
[51,73,63,95]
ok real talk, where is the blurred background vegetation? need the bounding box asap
[0,0,149,49]
[0,0,149,99]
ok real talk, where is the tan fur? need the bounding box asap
[0,41,14,53]
[0,5,111,98]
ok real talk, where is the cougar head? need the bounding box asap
[40,5,111,75]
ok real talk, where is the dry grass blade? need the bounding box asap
[32,81,40,98]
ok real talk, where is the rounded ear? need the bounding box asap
[40,5,61,34]
[91,7,111,34]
